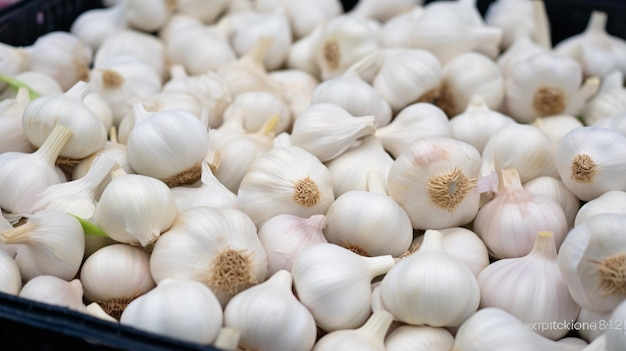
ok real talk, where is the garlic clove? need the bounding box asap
[268,69,319,118]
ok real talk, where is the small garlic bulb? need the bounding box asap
[384,325,455,351]
[120,279,223,345]
[580,71,626,126]
[80,244,155,320]
[150,207,268,307]
[435,51,505,118]
[313,310,394,351]
[558,213,626,313]
[0,250,21,295]
[93,172,178,247]
[0,71,62,100]
[532,114,584,155]
[0,87,34,153]
[0,210,84,282]
[556,126,626,201]
[478,231,580,340]
[238,143,335,228]
[324,170,412,257]
[19,276,86,313]
[292,243,395,332]
[387,137,481,230]
[575,190,626,227]
[374,102,450,159]
[524,176,580,230]
[474,169,568,259]
[258,214,328,275]
[224,270,317,351]
[290,103,376,162]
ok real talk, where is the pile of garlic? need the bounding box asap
[2,0,626,350]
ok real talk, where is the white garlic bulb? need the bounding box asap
[581,71,626,126]
[449,94,515,154]
[290,103,376,162]
[0,249,21,295]
[532,114,584,155]
[313,310,394,351]
[324,170,412,257]
[524,176,580,230]
[268,69,319,118]
[435,51,504,118]
[238,143,334,228]
[349,0,421,22]
[120,279,223,345]
[0,124,72,213]
[384,325,455,351]
[126,105,208,187]
[124,0,175,33]
[222,91,291,134]
[258,214,328,275]
[175,0,230,24]
[70,3,126,51]
[224,270,317,351]
[325,135,394,197]
[22,81,107,162]
[260,0,342,39]
[84,92,114,133]
[171,160,238,213]
[150,207,268,307]
[0,210,84,282]
[0,87,34,154]
[575,190,626,226]
[93,172,178,247]
[28,31,92,91]
[287,22,324,77]
[478,231,580,340]
[374,102,450,159]
[387,137,481,230]
[372,48,442,113]
[292,243,395,332]
[558,213,626,313]
[377,7,424,48]
[474,169,568,259]
[556,126,626,201]
[19,276,86,313]
[80,244,155,320]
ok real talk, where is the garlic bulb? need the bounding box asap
[384,325,455,351]
[594,112,626,137]
[258,214,328,275]
[0,87,34,153]
[22,81,107,162]
[17,155,117,218]
[19,276,86,312]
[313,310,393,351]
[349,0,421,22]
[374,102,450,159]
[84,92,114,133]
[0,71,63,100]
[324,170,412,257]
[325,135,394,197]
[387,137,481,230]
[558,213,626,313]
[314,15,380,80]
[577,307,613,342]
[505,51,600,123]
[524,176,580,229]
[0,249,21,295]
[555,11,626,79]
[238,143,335,228]
[449,95,515,154]
[0,210,84,282]
[311,64,392,128]
[89,55,162,126]
[372,48,442,113]
[268,69,319,118]
[150,207,268,307]
[286,23,323,77]
[291,103,376,162]
[480,123,557,185]
[478,231,580,340]
[292,243,395,332]
[435,52,504,117]
[453,307,583,351]
[120,279,223,345]
[93,171,178,247]
[497,35,548,78]
[474,169,568,259]
[158,13,203,43]
[0,124,72,213]
[556,126,626,201]
[575,190,626,226]
[485,0,552,51]
[124,0,175,33]
[256,0,342,39]
[224,270,317,351]
[377,7,424,48]
[28,31,92,91]
[171,160,238,213]
[221,91,291,134]
[175,0,230,24]
[605,298,626,351]
[580,71,626,126]
[70,3,126,51]
[80,244,155,320]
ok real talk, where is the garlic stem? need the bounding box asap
[465,95,490,113]
[586,11,608,34]
[529,231,558,259]
[81,156,118,193]
[64,80,90,100]
[359,310,393,342]
[270,270,293,290]
[574,76,601,102]
[365,255,396,278]
[499,169,524,192]
[420,230,445,251]
[0,222,37,243]
[33,124,73,165]
[306,214,327,232]
[366,170,387,195]
[532,0,552,49]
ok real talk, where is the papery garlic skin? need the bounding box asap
[384,325,455,351]
[387,137,481,230]
[224,270,317,351]
[94,173,178,247]
[556,126,626,202]
[175,0,230,24]
[120,279,223,345]
[574,190,626,227]
[484,0,535,50]
[19,276,86,313]
[558,213,626,313]
[124,0,175,33]
[0,250,21,295]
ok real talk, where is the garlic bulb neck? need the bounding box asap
[529,231,558,259]
[34,124,73,165]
